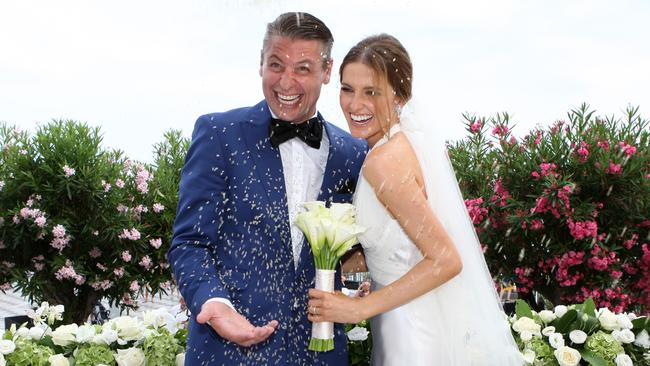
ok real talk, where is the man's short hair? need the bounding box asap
[261,12,334,69]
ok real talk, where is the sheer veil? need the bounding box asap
[398,99,522,364]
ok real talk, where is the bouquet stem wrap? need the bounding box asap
[295,201,365,352]
[309,269,336,351]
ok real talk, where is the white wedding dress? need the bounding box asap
[354,123,522,365]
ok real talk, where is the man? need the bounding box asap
[169,12,367,365]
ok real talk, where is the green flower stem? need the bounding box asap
[309,337,334,352]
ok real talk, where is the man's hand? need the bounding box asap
[196,301,278,347]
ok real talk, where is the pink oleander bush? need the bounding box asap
[0,120,188,324]
[448,104,650,314]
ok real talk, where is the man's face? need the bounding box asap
[260,36,332,123]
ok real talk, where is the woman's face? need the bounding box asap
[339,62,399,147]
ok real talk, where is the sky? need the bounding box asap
[1,0,649,163]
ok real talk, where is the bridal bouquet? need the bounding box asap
[510,298,650,365]
[295,201,365,352]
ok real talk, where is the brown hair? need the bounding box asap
[340,34,413,104]
[261,12,334,69]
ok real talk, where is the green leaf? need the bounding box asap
[581,298,597,317]
[555,309,578,333]
[579,349,608,366]
[632,316,649,332]
[515,299,534,319]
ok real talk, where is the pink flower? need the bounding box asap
[567,219,598,240]
[62,165,76,177]
[89,247,102,258]
[96,263,108,271]
[149,238,162,249]
[115,178,125,188]
[122,251,132,262]
[34,262,44,271]
[12,215,20,224]
[152,203,165,213]
[20,207,30,218]
[118,228,141,241]
[102,180,111,192]
[52,224,66,237]
[464,197,488,225]
[597,140,610,151]
[117,204,129,214]
[576,142,589,162]
[530,220,544,231]
[491,125,509,137]
[605,162,622,175]
[50,236,70,251]
[114,267,125,278]
[139,255,153,270]
[34,216,47,228]
[55,260,78,281]
[130,280,140,292]
[470,120,482,133]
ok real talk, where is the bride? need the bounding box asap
[307,34,522,365]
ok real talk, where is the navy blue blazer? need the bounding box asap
[169,100,367,365]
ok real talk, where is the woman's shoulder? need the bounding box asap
[363,133,417,186]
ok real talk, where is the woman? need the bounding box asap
[307,34,522,365]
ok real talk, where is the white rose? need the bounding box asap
[615,353,633,366]
[48,354,70,366]
[512,317,541,336]
[522,349,535,364]
[616,314,633,330]
[598,308,620,331]
[569,329,587,344]
[627,312,637,321]
[635,329,650,348]
[520,330,533,342]
[612,329,635,344]
[539,310,557,323]
[76,324,96,344]
[28,326,46,340]
[554,305,568,318]
[94,328,119,345]
[554,346,581,366]
[109,316,144,342]
[51,323,78,346]
[542,326,556,336]
[176,352,185,366]
[0,353,5,366]
[0,340,16,355]
[549,333,565,349]
[114,347,145,366]
[346,326,369,341]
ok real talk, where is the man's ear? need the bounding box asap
[322,59,333,84]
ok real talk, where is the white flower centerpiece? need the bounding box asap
[295,201,365,352]
[509,298,650,365]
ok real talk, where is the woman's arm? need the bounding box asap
[308,134,462,324]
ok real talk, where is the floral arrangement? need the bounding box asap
[0,121,189,324]
[295,201,365,351]
[448,104,650,313]
[0,302,188,366]
[510,298,650,365]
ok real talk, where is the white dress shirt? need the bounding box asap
[206,111,329,311]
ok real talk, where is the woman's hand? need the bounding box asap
[308,288,365,324]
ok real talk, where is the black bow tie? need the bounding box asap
[269,116,323,149]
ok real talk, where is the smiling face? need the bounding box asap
[340,62,400,147]
[260,36,332,123]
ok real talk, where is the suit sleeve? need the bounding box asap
[168,115,229,316]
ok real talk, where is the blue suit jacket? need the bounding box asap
[169,100,367,365]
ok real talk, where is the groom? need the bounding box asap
[169,12,367,365]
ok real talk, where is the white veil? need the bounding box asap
[398,100,522,365]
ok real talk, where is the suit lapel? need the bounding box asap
[241,101,292,255]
